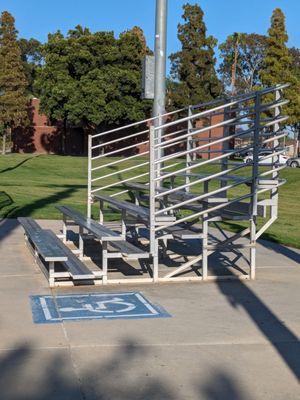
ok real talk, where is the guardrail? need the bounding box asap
[87,83,289,282]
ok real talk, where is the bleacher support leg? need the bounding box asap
[49,261,55,287]
[250,219,256,279]
[202,214,208,280]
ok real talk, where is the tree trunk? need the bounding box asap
[61,119,67,155]
[2,129,6,155]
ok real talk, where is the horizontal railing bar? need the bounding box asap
[259,165,286,177]
[94,161,181,197]
[91,151,149,172]
[154,99,240,132]
[91,171,149,193]
[155,192,253,232]
[155,177,251,216]
[262,132,287,145]
[154,127,188,142]
[110,189,130,198]
[91,161,149,182]
[155,144,254,182]
[91,129,149,150]
[210,98,288,116]
[257,179,286,196]
[154,115,240,149]
[92,140,149,160]
[155,125,256,165]
[155,115,288,166]
[258,148,286,162]
[91,108,186,139]
[155,163,247,199]
[154,84,289,132]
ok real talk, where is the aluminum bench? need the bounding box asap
[18,218,100,287]
[56,206,149,283]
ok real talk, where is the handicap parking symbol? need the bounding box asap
[30,292,170,323]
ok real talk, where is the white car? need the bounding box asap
[243,151,289,165]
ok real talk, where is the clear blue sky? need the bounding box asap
[2,0,300,71]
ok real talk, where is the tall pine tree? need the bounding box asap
[169,3,222,109]
[0,11,28,154]
[261,8,300,127]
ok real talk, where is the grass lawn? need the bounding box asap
[0,153,299,249]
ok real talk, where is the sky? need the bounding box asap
[1,0,300,71]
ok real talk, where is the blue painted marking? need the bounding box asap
[30,292,171,324]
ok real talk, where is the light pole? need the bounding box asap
[153,0,168,122]
[153,0,168,180]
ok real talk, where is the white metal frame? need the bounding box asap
[86,84,289,284]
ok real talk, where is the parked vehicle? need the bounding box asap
[243,150,289,165]
[287,157,300,168]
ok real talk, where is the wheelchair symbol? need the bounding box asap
[59,297,136,314]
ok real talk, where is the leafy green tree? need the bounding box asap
[18,37,42,96]
[0,11,28,154]
[219,33,267,94]
[261,8,300,128]
[289,47,300,80]
[288,47,300,155]
[169,3,222,109]
[35,25,151,153]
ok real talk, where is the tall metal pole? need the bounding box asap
[153,0,168,181]
[153,0,167,121]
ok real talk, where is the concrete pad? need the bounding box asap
[0,347,82,400]
[0,219,299,399]
[60,277,299,348]
[0,276,68,349]
[70,342,300,400]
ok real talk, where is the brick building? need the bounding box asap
[12,98,85,155]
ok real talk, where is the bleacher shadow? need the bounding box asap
[0,340,258,400]
[215,268,300,381]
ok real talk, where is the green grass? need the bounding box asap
[0,153,299,249]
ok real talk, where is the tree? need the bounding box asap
[219,33,267,94]
[169,3,222,109]
[288,47,300,155]
[35,25,151,153]
[261,8,300,130]
[18,37,42,96]
[0,11,28,154]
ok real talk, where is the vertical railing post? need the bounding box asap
[149,126,158,281]
[185,106,193,192]
[271,88,281,220]
[87,133,92,219]
[250,92,261,279]
[251,92,261,217]
[221,103,230,197]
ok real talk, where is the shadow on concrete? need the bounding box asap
[0,340,179,400]
[199,370,253,400]
[258,238,300,265]
[0,339,257,400]
[216,274,300,381]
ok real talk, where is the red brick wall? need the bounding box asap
[12,98,86,155]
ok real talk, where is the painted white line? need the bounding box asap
[39,297,53,321]
[135,293,159,315]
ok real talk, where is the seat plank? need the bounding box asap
[125,182,228,205]
[162,224,204,239]
[108,240,149,258]
[18,218,68,262]
[56,205,123,241]
[93,194,149,219]
[45,230,96,280]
